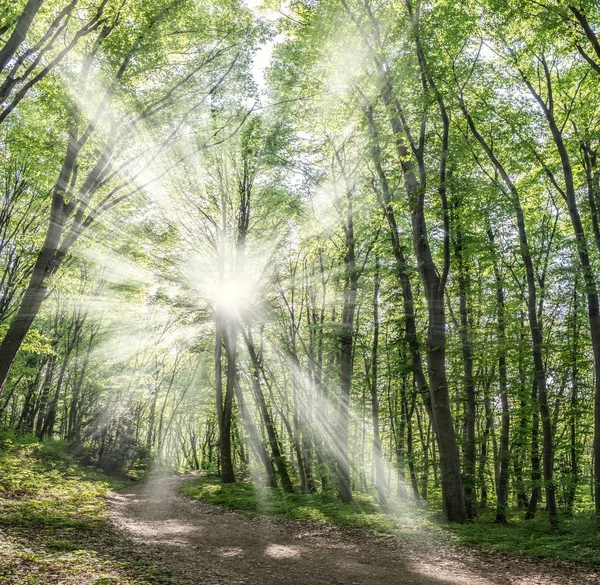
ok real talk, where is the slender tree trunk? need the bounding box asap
[0,129,79,394]
[416,403,430,500]
[526,379,542,519]
[235,376,277,488]
[488,229,510,523]
[366,99,466,517]
[245,328,294,492]
[364,106,432,420]
[460,99,557,529]
[479,380,494,510]
[454,201,476,519]
[34,354,56,436]
[396,372,407,499]
[369,256,386,505]
[405,382,421,503]
[219,322,236,483]
[337,187,358,504]
[18,356,46,431]
[522,65,600,529]
[515,321,530,509]
[567,284,580,516]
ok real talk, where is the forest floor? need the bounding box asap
[1,434,599,585]
[108,475,600,585]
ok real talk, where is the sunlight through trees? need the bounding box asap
[2,0,600,540]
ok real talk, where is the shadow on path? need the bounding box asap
[108,477,599,585]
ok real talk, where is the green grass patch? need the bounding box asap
[180,475,600,564]
[451,508,600,563]
[180,475,438,537]
[0,430,170,585]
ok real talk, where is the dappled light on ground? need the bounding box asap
[107,476,599,585]
[264,544,303,559]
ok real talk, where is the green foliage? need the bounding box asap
[0,431,170,584]
[181,476,437,535]
[3,0,600,570]
[452,509,600,564]
[0,326,54,355]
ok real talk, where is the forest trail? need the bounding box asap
[107,476,599,585]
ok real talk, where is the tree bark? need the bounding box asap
[369,256,387,506]
[488,229,510,523]
[522,63,597,528]
[0,0,44,74]
[245,328,294,492]
[460,97,557,529]
[337,183,358,504]
[454,200,476,519]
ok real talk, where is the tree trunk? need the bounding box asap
[235,376,277,488]
[0,0,44,74]
[460,99,557,529]
[245,328,294,492]
[567,284,580,516]
[337,186,358,504]
[0,129,79,394]
[488,229,510,523]
[364,106,432,420]
[526,379,542,519]
[219,322,236,483]
[369,256,386,505]
[455,201,476,519]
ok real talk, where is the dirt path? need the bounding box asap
[108,477,599,585]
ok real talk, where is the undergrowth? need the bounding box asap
[452,508,600,563]
[0,430,171,585]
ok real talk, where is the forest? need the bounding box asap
[1,0,600,583]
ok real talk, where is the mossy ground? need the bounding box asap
[0,431,172,585]
[180,476,600,564]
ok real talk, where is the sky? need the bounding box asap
[242,0,283,96]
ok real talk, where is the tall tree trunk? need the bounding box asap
[34,354,56,436]
[337,183,358,504]
[479,379,494,510]
[567,284,580,516]
[218,321,236,484]
[364,106,432,420]
[369,256,386,505]
[245,328,294,492]
[488,229,510,523]
[454,200,476,519]
[526,379,542,520]
[460,99,557,529]
[0,0,44,74]
[405,382,421,503]
[0,129,78,394]
[416,407,430,501]
[18,356,46,431]
[514,318,530,510]
[396,372,407,499]
[521,62,600,529]
[235,376,277,488]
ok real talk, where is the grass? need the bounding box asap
[2,432,598,578]
[0,431,172,585]
[180,475,600,564]
[452,508,600,563]
[180,475,440,541]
